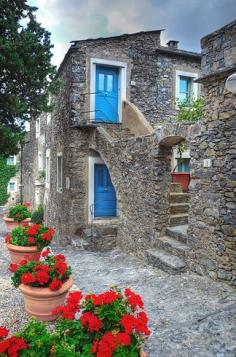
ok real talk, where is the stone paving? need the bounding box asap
[0,218,236,356]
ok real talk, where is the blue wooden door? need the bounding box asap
[94,164,117,217]
[95,66,119,123]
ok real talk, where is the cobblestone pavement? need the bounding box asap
[0,217,236,356]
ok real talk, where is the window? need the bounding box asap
[57,154,62,191]
[45,150,50,188]
[8,181,16,191]
[176,70,198,103]
[46,113,51,125]
[7,155,16,165]
[177,158,190,172]
[38,152,43,170]
[36,118,40,138]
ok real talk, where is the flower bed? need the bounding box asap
[0,287,150,356]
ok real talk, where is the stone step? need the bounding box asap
[170,182,183,193]
[82,226,117,252]
[170,203,189,214]
[166,225,188,243]
[146,249,186,274]
[169,192,190,203]
[170,213,188,226]
[155,235,189,259]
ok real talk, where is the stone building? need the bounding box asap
[188,20,236,286]
[22,30,201,259]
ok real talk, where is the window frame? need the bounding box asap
[56,152,63,192]
[7,155,16,165]
[175,70,198,105]
[36,118,40,138]
[8,180,17,192]
[45,149,50,189]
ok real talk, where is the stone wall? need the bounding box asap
[188,21,236,286]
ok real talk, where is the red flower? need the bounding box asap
[23,202,31,207]
[28,237,35,245]
[48,227,55,235]
[125,288,144,309]
[41,248,51,258]
[5,235,11,243]
[80,312,102,332]
[21,273,36,285]
[85,293,96,301]
[53,254,65,261]
[19,259,28,266]
[91,339,99,353]
[41,232,52,241]
[9,263,18,272]
[22,222,29,227]
[67,291,83,307]
[97,332,118,357]
[115,332,131,346]
[49,278,62,291]
[135,312,150,336]
[27,225,39,236]
[35,271,50,285]
[35,264,50,273]
[54,261,67,276]
[120,314,136,334]
[93,290,121,306]
[0,327,9,339]
[6,336,28,355]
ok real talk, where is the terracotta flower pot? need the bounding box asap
[6,243,41,264]
[3,216,31,233]
[19,277,73,321]
[171,172,191,192]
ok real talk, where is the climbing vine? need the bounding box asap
[0,155,17,205]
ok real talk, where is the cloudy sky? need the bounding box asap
[28,0,236,67]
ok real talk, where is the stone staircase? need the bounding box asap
[146,183,190,274]
[103,125,135,140]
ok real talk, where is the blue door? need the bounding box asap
[94,164,117,217]
[95,66,119,123]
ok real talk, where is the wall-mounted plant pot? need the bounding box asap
[171,172,191,192]
[6,243,41,264]
[3,216,31,233]
[19,277,73,321]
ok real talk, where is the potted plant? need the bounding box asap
[3,202,32,233]
[10,250,73,321]
[5,224,55,264]
[0,288,150,356]
[51,287,150,356]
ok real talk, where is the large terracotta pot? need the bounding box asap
[171,172,191,192]
[3,216,31,233]
[6,243,41,264]
[19,277,73,321]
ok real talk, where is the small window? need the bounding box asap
[9,182,16,191]
[57,155,62,191]
[45,150,50,187]
[7,155,16,165]
[179,76,193,101]
[36,118,40,138]
[98,73,105,91]
[38,152,43,170]
[47,113,51,125]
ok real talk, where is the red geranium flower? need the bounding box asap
[41,232,52,241]
[48,227,55,235]
[91,339,99,353]
[35,271,50,285]
[22,222,29,227]
[49,278,62,291]
[54,261,67,275]
[5,235,11,243]
[41,248,51,258]
[28,237,35,245]
[125,288,144,309]
[93,290,121,306]
[27,225,39,236]
[21,273,36,285]
[115,332,131,346]
[23,202,31,207]
[80,312,102,332]
[0,327,9,339]
[97,332,118,356]
[35,265,50,273]
[53,254,65,261]
[9,263,18,272]
[19,259,28,266]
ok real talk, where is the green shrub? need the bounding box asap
[176,97,204,122]
[31,205,44,224]
[0,155,17,205]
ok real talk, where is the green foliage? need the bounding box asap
[175,97,204,122]
[0,124,24,157]
[8,204,31,222]
[31,204,44,224]
[0,0,61,156]
[0,155,17,205]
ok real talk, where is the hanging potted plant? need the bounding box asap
[51,287,150,356]
[171,142,191,192]
[10,250,73,321]
[3,202,32,233]
[5,224,55,264]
